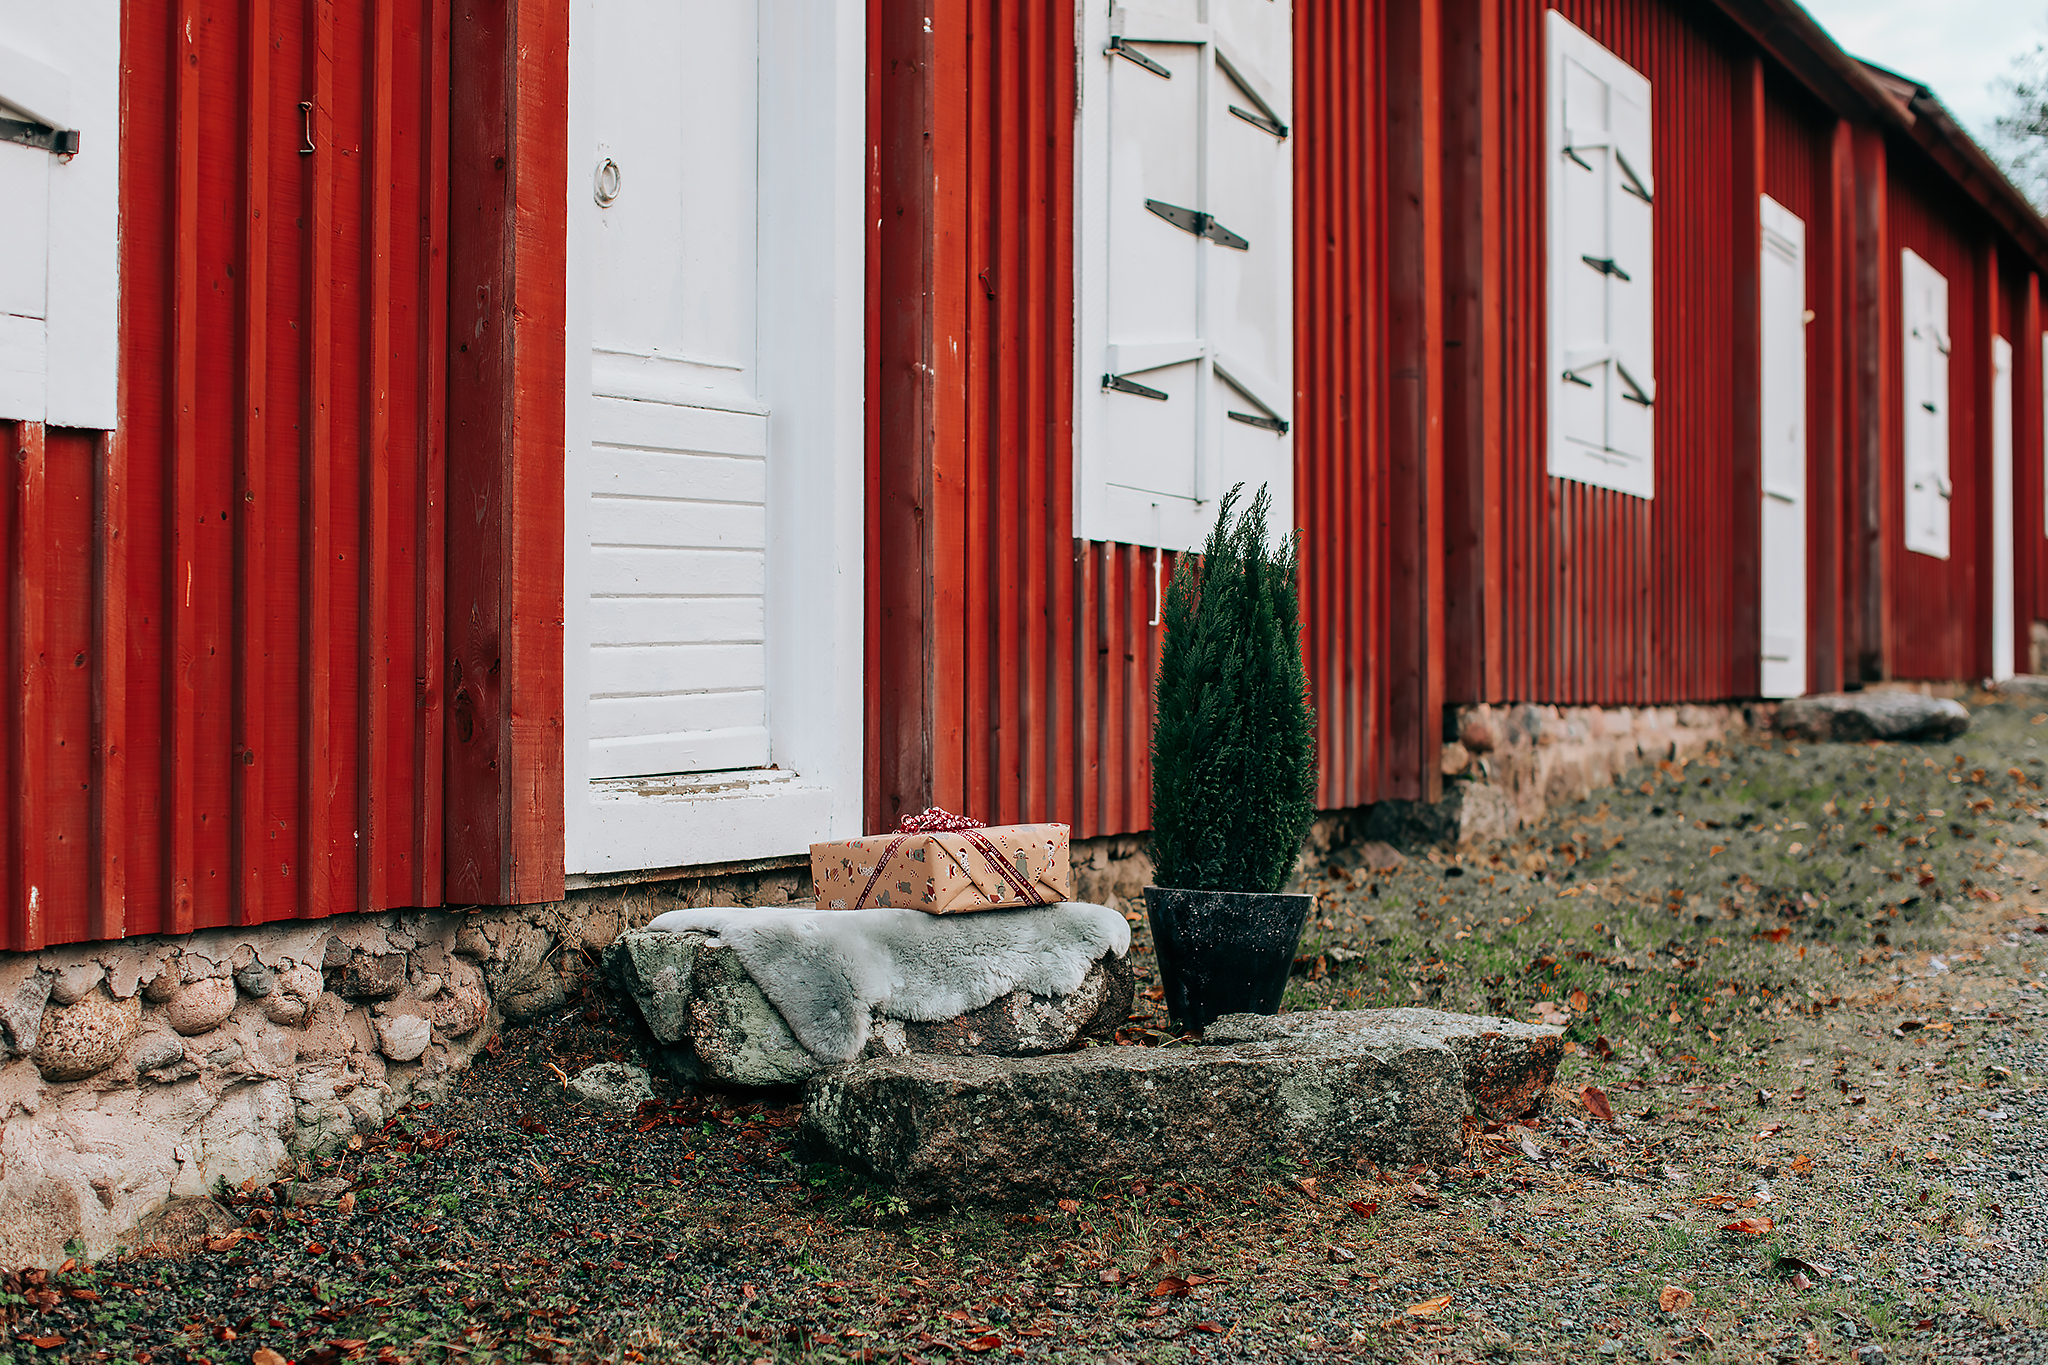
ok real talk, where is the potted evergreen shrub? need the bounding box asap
[1146,483,1318,1031]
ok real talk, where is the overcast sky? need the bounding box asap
[1797,1,2045,149]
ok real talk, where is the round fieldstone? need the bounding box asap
[570,1062,655,1111]
[233,959,277,998]
[260,964,323,1026]
[33,992,141,1081]
[165,977,238,1035]
[372,1013,431,1062]
[50,963,107,1006]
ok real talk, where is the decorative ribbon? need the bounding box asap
[897,806,987,833]
[850,808,1047,909]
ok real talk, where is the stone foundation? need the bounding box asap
[1362,701,1759,849]
[0,866,818,1270]
[0,699,1755,1267]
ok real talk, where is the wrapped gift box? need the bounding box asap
[812,813,1072,913]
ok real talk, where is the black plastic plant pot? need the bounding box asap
[1143,886,1314,1032]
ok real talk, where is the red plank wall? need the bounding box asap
[1761,75,1849,696]
[1884,151,1989,682]
[1447,0,1756,707]
[866,0,1430,835]
[5,0,564,953]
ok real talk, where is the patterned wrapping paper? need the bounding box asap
[811,821,1073,913]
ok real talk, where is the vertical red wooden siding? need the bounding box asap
[1762,78,1848,694]
[1297,1,1392,809]
[4,0,464,953]
[867,0,1197,840]
[1452,0,1750,706]
[1884,150,1988,682]
[869,0,1411,835]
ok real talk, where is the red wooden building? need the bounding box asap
[5,0,2048,955]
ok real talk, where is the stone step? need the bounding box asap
[1773,690,1968,743]
[800,1008,1562,1206]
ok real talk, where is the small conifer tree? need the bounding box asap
[1149,484,1317,893]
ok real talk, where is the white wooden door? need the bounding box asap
[581,1,768,781]
[1078,0,1294,552]
[1758,196,1805,699]
[1993,334,2015,681]
[1902,248,1952,559]
[564,0,865,875]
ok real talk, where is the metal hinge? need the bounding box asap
[1581,254,1631,282]
[1145,199,1249,250]
[0,117,78,155]
[1228,409,1288,434]
[1104,373,1168,400]
[1108,35,1171,78]
[1229,104,1287,138]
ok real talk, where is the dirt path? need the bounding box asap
[7,702,2048,1364]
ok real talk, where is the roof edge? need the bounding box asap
[1708,0,2048,276]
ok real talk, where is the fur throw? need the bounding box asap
[642,901,1131,1064]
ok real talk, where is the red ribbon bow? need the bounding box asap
[896,806,986,833]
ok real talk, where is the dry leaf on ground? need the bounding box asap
[1406,1294,1453,1317]
[1579,1083,1615,1123]
[1658,1285,1694,1313]
[1721,1217,1775,1236]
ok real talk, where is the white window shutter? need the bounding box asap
[1902,249,1951,559]
[1545,11,1654,499]
[1077,2,1293,552]
[0,6,121,429]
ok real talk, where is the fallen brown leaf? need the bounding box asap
[1347,1200,1380,1217]
[1328,1245,1356,1263]
[252,1350,288,1365]
[1593,1035,1616,1061]
[1055,1199,1079,1214]
[336,1191,356,1216]
[1658,1285,1694,1313]
[1406,1294,1453,1317]
[1192,1322,1224,1334]
[1720,1217,1774,1236]
[964,1335,1003,1353]
[1579,1083,1615,1124]
[1097,1268,1122,1284]
[1567,989,1589,1012]
[1151,1277,1191,1298]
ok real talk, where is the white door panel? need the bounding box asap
[1902,248,1951,559]
[1758,195,1806,699]
[1994,335,2015,681]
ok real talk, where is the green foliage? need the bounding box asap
[1149,484,1317,892]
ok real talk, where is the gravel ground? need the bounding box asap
[8,697,2048,1364]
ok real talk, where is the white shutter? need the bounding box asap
[1078,1,1294,552]
[0,5,120,428]
[1993,334,2015,681]
[1545,11,1654,499]
[1758,196,1806,699]
[1901,248,1951,559]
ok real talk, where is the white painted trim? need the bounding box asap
[562,0,865,878]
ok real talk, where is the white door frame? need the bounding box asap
[561,0,865,881]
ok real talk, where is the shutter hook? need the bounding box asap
[298,101,315,155]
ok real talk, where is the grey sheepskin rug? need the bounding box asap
[642,901,1131,1063]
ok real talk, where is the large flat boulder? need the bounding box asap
[801,1008,1561,1206]
[605,926,1132,1087]
[1773,691,1968,743]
